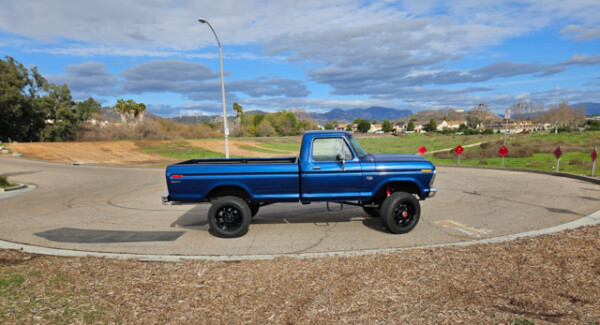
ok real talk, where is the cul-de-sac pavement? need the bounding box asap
[1,156,599,260]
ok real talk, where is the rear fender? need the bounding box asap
[205,183,253,202]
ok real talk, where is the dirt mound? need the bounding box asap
[5,142,176,166]
[187,139,296,158]
[4,140,297,166]
[2,224,600,324]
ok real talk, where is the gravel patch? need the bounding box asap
[2,224,599,324]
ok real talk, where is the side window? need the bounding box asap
[312,138,354,161]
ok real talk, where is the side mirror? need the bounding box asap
[336,153,346,171]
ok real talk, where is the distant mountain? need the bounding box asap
[99,106,121,121]
[400,110,452,122]
[310,106,412,124]
[144,106,413,126]
[574,102,600,116]
[399,109,501,123]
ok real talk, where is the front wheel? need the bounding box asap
[380,192,420,234]
[208,196,251,238]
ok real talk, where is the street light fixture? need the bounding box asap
[198,17,229,158]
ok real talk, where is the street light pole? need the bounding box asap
[198,17,229,158]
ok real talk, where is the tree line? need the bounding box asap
[402,101,589,134]
[230,103,320,137]
[0,56,102,142]
[323,118,394,133]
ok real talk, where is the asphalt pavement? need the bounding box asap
[1,156,599,260]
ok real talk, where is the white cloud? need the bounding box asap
[4,0,600,115]
[45,61,119,97]
[561,25,600,41]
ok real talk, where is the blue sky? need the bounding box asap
[1,0,599,117]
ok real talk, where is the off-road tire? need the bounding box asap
[380,192,420,234]
[208,196,251,238]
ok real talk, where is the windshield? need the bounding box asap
[348,135,367,158]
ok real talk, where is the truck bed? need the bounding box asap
[175,157,298,165]
[165,157,300,204]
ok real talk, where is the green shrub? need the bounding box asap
[569,158,584,165]
[0,175,13,188]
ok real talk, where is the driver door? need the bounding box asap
[301,137,362,202]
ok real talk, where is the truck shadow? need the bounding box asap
[170,205,209,229]
[170,204,386,233]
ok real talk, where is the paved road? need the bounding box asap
[1,156,599,258]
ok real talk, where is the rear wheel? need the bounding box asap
[380,192,420,234]
[208,196,251,238]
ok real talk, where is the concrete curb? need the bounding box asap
[0,183,27,192]
[1,210,599,262]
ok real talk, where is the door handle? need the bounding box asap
[313,166,321,170]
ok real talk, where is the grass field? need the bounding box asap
[429,131,599,175]
[136,141,225,160]
[248,132,599,176]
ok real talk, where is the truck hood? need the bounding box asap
[369,153,430,163]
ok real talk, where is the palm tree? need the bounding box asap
[136,102,146,123]
[233,102,243,125]
[126,99,136,124]
[115,99,127,124]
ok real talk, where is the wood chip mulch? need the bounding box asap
[1,224,599,324]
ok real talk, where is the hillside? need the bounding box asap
[575,102,600,115]
[99,107,163,122]
[309,106,412,124]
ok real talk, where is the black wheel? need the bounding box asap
[362,206,380,218]
[380,192,420,234]
[249,203,260,218]
[208,196,251,238]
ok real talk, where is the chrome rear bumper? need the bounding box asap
[161,193,170,205]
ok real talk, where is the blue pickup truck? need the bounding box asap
[163,130,437,238]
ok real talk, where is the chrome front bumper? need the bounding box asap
[428,187,437,198]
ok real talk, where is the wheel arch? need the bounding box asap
[367,180,423,204]
[205,185,252,201]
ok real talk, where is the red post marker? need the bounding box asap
[553,146,562,172]
[418,146,427,155]
[498,146,508,157]
[455,145,464,155]
[592,148,597,177]
[499,145,508,168]
[455,145,464,165]
[553,146,562,160]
